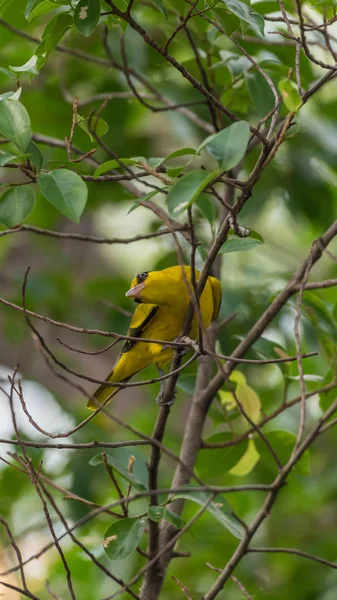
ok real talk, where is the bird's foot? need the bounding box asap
[161,336,195,355]
[155,389,177,407]
[176,336,199,354]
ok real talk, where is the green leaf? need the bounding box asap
[237,379,261,422]
[104,518,145,561]
[89,449,148,492]
[195,193,217,228]
[74,0,101,37]
[311,158,337,188]
[164,148,196,161]
[108,12,129,32]
[211,7,240,36]
[215,236,263,254]
[147,157,164,168]
[0,67,16,80]
[36,13,73,70]
[77,115,109,141]
[26,0,59,21]
[94,158,138,178]
[167,169,219,215]
[222,0,265,37]
[163,148,197,176]
[255,431,310,475]
[127,190,159,214]
[0,186,35,227]
[0,99,31,152]
[0,0,15,16]
[333,299,337,324]
[176,374,196,395]
[9,56,39,75]
[127,201,141,214]
[0,88,22,102]
[246,72,275,117]
[246,229,264,243]
[230,439,260,476]
[172,486,245,539]
[198,247,209,260]
[148,506,184,528]
[196,434,249,478]
[199,121,250,171]
[303,292,337,369]
[0,151,17,166]
[166,166,186,177]
[287,374,323,382]
[154,0,168,18]
[27,140,43,171]
[218,371,261,425]
[38,169,87,223]
[249,335,290,377]
[10,88,22,101]
[319,373,337,413]
[278,79,302,112]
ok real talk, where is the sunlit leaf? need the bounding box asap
[196,433,249,478]
[279,79,302,112]
[230,439,260,476]
[237,381,261,422]
[104,518,145,561]
[219,389,238,412]
[0,186,35,227]
[218,370,261,424]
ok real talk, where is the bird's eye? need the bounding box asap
[136,271,149,283]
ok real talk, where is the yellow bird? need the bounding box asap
[87,265,222,409]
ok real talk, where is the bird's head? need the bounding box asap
[125,270,167,305]
[126,271,155,304]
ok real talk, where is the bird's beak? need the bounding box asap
[125,282,145,298]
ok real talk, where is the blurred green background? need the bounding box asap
[1,0,337,598]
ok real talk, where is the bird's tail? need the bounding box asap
[87,368,120,410]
